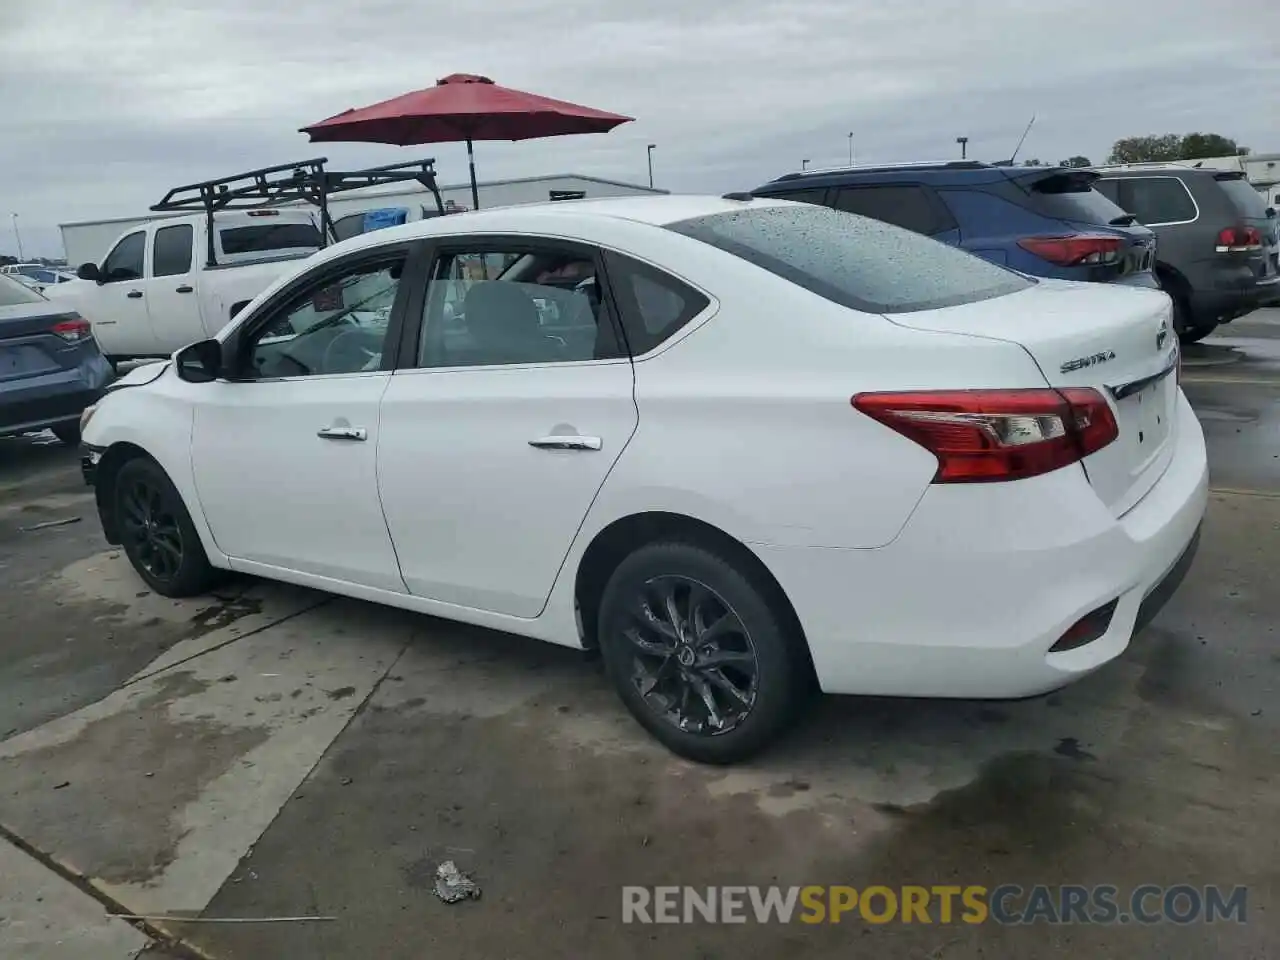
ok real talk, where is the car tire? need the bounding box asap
[1179,324,1219,345]
[114,457,219,598]
[596,539,807,764]
[51,423,80,445]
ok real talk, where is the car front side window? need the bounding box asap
[102,231,145,283]
[242,256,405,379]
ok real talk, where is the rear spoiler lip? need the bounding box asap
[1000,167,1101,189]
[1211,170,1249,181]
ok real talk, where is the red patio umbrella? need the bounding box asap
[300,74,634,211]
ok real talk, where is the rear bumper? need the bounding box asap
[1187,263,1280,322]
[0,354,113,437]
[752,390,1209,699]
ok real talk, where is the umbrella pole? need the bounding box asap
[466,138,480,210]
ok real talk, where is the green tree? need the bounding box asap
[1107,133,1249,164]
[1059,155,1091,168]
[1107,134,1182,164]
[1179,132,1248,159]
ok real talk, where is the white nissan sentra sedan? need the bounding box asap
[79,196,1207,763]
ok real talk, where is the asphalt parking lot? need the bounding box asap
[2,313,1278,959]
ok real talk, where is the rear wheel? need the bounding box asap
[596,540,807,764]
[51,423,80,445]
[1178,323,1219,345]
[114,457,218,597]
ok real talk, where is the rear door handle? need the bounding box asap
[176,285,194,294]
[528,435,602,451]
[317,426,367,442]
[126,290,143,299]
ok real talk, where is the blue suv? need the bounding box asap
[751,161,1158,288]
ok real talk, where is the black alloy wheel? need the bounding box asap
[623,575,759,736]
[113,457,219,597]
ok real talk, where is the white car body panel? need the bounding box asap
[82,195,1209,699]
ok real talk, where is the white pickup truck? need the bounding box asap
[45,209,322,364]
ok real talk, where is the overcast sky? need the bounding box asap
[2,0,1277,257]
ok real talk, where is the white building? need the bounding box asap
[59,172,667,267]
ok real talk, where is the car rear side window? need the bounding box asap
[0,273,44,306]
[1216,177,1269,219]
[831,185,955,236]
[152,224,193,277]
[667,204,1030,314]
[603,252,710,354]
[1118,177,1198,225]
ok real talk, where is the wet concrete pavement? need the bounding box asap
[1,312,1278,958]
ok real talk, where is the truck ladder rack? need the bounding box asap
[151,157,446,266]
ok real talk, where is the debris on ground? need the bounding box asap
[20,516,81,532]
[434,860,481,903]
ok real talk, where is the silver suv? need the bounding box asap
[1091,163,1279,342]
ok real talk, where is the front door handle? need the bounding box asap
[317,426,367,442]
[126,290,143,299]
[528,435,602,451]
[176,284,194,294]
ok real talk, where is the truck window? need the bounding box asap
[219,223,322,257]
[102,231,145,283]
[153,224,194,277]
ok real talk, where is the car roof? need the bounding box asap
[325,194,791,259]
[754,161,1029,190]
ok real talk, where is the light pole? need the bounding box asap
[956,136,969,160]
[848,132,854,166]
[802,158,811,171]
[646,144,656,189]
[10,213,23,261]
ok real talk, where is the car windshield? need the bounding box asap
[0,272,45,306]
[667,204,1031,313]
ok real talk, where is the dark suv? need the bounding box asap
[751,161,1158,289]
[1090,165,1279,341]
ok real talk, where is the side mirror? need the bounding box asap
[76,262,102,282]
[1267,207,1276,219]
[175,339,222,383]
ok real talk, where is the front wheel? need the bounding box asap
[114,457,219,597]
[1178,323,1219,345]
[597,540,808,764]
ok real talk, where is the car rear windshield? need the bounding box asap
[666,204,1031,313]
[219,222,322,256]
[0,273,45,307]
[1216,176,1269,219]
[1020,172,1132,225]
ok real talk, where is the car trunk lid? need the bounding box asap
[0,303,89,383]
[886,280,1179,515]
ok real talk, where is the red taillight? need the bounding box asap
[852,388,1119,483]
[1017,234,1124,267]
[51,318,92,343]
[1215,226,1263,253]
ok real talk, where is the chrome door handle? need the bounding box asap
[528,435,602,451]
[317,426,367,441]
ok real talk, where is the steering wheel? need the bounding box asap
[322,328,380,374]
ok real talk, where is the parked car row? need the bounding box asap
[751,159,1278,343]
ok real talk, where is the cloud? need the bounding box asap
[2,0,1277,256]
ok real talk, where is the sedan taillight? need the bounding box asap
[51,318,92,343]
[852,388,1119,483]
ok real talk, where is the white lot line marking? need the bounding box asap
[1210,487,1280,500]
[111,913,336,923]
